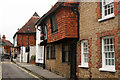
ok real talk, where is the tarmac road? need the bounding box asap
[2,59,39,80]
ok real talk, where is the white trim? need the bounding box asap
[81,40,89,68]
[78,65,89,68]
[98,14,115,22]
[99,36,115,72]
[99,68,116,72]
[98,0,114,22]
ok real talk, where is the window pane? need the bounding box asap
[105,10,107,16]
[104,46,107,51]
[104,39,107,44]
[105,59,108,65]
[108,9,110,14]
[105,53,107,58]
[112,59,114,65]
[65,52,69,62]
[112,52,114,58]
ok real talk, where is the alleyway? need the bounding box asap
[1,59,39,80]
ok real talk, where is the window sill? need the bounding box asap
[78,65,89,68]
[99,68,116,72]
[98,14,115,22]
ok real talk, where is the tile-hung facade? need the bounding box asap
[76,0,120,79]
[36,2,79,79]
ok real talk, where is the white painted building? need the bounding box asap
[35,26,44,65]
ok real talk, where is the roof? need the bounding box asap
[13,12,40,38]
[2,39,13,47]
[36,2,63,26]
[36,2,79,26]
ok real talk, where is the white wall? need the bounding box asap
[29,46,36,61]
[36,26,44,64]
[20,47,28,63]
[14,35,18,47]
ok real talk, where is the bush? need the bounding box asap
[31,55,36,60]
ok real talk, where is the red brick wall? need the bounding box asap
[17,33,36,47]
[96,28,120,70]
[46,7,78,43]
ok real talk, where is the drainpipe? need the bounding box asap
[76,5,79,80]
[43,44,46,69]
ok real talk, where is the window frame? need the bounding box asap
[50,14,58,33]
[46,46,49,59]
[78,40,89,68]
[98,0,115,22]
[25,47,29,52]
[99,36,116,72]
[62,44,70,63]
[50,45,56,59]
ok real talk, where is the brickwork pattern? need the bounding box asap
[46,7,78,43]
[45,44,70,78]
[77,2,119,78]
[18,34,36,47]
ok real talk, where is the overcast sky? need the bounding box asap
[0,0,57,43]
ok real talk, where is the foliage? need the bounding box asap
[31,55,36,60]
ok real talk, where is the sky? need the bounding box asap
[0,0,58,43]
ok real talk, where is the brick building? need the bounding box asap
[36,2,79,79]
[1,35,13,55]
[13,12,40,62]
[76,1,120,79]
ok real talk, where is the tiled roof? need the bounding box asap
[36,2,63,25]
[16,12,40,34]
[2,39,13,47]
[36,2,78,26]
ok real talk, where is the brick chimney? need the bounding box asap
[51,5,53,8]
[2,35,6,40]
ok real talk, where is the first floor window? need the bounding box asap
[62,44,70,62]
[81,40,89,67]
[100,36,115,72]
[51,45,55,59]
[101,0,114,18]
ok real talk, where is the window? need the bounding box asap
[50,14,58,33]
[62,44,70,62]
[98,0,114,21]
[25,47,29,52]
[51,45,55,59]
[79,40,89,68]
[99,36,115,72]
[46,46,49,59]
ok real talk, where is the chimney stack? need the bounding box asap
[51,5,53,8]
[2,35,6,40]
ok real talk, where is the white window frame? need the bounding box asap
[98,0,114,22]
[78,40,89,68]
[99,36,116,72]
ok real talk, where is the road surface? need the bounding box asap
[2,59,39,80]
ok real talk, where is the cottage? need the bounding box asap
[13,12,40,63]
[36,2,79,79]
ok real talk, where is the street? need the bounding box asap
[1,59,40,80]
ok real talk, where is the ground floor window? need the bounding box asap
[50,45,55,59]
[81,40,89,67]
[46,46,49,59]
[102,36,115,66]
[62,44,70,62]
[99,36,115,72]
